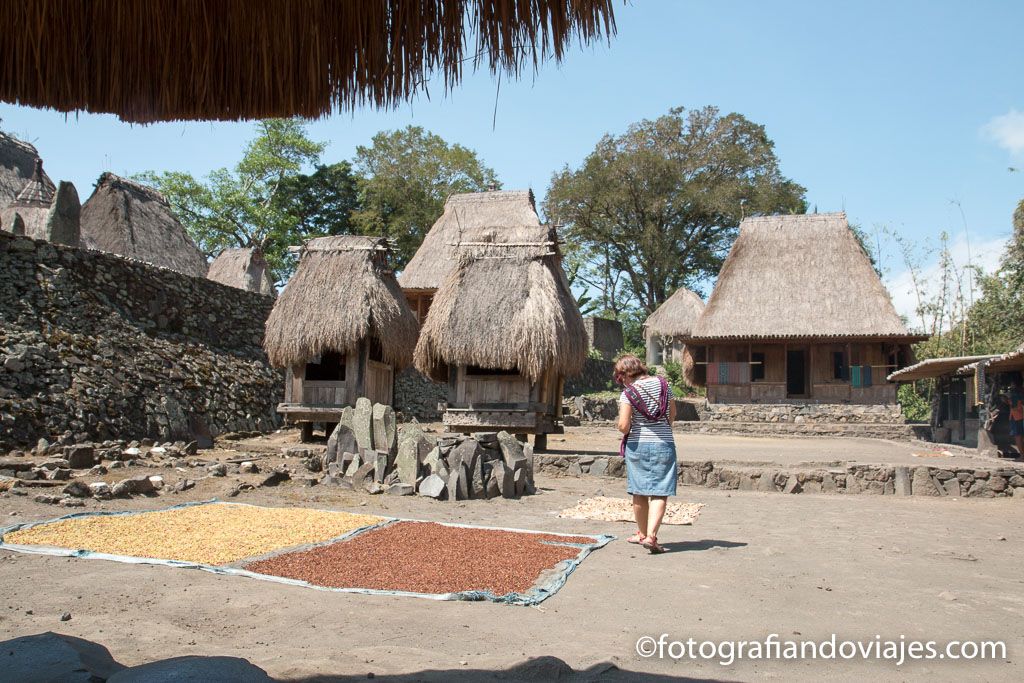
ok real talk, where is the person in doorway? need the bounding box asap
[614,354,677,554]
[1004,375,1024,457]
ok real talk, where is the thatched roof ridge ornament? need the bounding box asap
[687,213,926,342]
[0,131,54,207]
[0,0,616,123]
[263,235,419,370]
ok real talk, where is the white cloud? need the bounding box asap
[883,233,1008,332]
[982,109,1024,156]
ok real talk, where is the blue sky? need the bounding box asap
[2,1,1021,326]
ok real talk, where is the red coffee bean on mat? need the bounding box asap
[244,521,596,596]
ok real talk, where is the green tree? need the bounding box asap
[140,119,326,282]
[544,106,807,318]
[353,126,499,267]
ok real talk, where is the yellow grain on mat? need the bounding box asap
[3,504,382,566]
[558,497,704,525]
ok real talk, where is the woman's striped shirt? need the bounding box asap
[619,376,675,446]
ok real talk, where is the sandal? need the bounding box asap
[642,536,666,554]
[626,531,647,544]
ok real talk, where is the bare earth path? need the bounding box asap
[1,463,1022,681]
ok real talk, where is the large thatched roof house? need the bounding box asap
[80,173,208,278]
[264,235,418,438]
[208,247,276,297]
[0,159,53,238]
[414,220,586,448]
[400,190,541,321]
[0,131,54,209]
[643,287,705,367]
[683,213,925,404]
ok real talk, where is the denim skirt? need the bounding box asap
[625,440,678,496]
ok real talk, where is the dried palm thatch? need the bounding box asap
[0,131,53,208]
[400,190,541,291]
[0,1,615,123]
[208,247,276,297]
[644,287,704,340]
[689,213,922,341]
[0,158,53,238]
[80,173,208,278]
[415,225,587,382]
[264,235,419,370]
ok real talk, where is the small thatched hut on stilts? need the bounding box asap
[80,173,208,278]
[264,235,419,440]
[643,287,705,368]
[414,222,586,450]
[208,247,276,297]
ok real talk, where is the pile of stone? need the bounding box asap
[309,398,535,500]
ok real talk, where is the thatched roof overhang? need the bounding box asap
[887,355,997,382]
[264,235,419,370]
[0,1,615,123]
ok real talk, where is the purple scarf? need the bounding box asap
[619,376,670,457]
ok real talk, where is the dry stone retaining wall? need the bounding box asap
[393,368,446,421]
[0,233,280,450]
[700,402,905,424]
[536,454,1024,499]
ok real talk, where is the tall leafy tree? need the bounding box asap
[544,106,807,318]
[353,126,499,267]
[139,119,326,282]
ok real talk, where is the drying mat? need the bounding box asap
[0,502,611,606]
[244,520,610,605]
[0,501,385,565]
[558,497,704,525]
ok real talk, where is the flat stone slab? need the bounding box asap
[107,655,273,682]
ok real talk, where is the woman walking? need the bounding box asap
[615,354,677,554]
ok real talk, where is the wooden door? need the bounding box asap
[365,361,394,405]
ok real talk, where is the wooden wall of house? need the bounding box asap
[704,341,899,404]
[282,338,397,409]
[452,366,563,417]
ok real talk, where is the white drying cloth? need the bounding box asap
[558,497,704,526]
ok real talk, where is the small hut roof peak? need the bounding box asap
[12,159,55,207]
[0,131,55,209]
[688,212,919,341]
[644,288,705,339]
[400,188,543,291]
[95,172,169,204]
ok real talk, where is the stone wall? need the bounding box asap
[535,454,1024,498]
[393,368,446,421]
[0,233,281,449]
[564,358,615,396]
[582,317,624,361]
[699,402,905,424]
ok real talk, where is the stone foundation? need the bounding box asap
[393,368,446,421]
[700,402,904,424]
[535,454,1024,498]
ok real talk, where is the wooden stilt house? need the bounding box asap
[413,222,587,450]
[683,213,926,405]
[264,236,419,439]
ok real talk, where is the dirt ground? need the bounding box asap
[1,429,1022,681]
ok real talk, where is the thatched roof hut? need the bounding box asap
[1,1,615,123]
[414,224,587,383]
[401,190,541,292]
[208,247,276,297]
[645,288,705,340]
[264,235,418,371]
[0,131,53,209]
[0,158,53,238]
[688,213,916,341]
[80,173,208,278]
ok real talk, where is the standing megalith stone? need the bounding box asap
[326,423,357,467]
[395,437,420,486]
[372,404,397,455]
[46,181,80,247]
[353,398,374,452]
